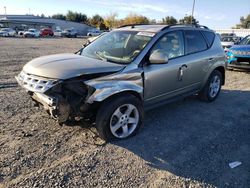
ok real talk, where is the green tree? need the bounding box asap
[89,14,104,28]
[104,12,119,29]
[179,15,199,24]
[162,16,177,25]
[66,10,88,23]
[235,14,250,28]
[52,14,66,20]
[121,13,150,26]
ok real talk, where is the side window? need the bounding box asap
[184,30,207,54]
[151,31,184,59]
[202,31,215,48]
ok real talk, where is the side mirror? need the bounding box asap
[149,50,169,64]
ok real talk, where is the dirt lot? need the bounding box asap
[0,38,250,188]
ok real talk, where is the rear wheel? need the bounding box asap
[199,70,222,102]
[95,94,143,141]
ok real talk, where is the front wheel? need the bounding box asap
[199,70,222,102]
[95,94,143,141]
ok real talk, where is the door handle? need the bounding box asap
[208,58,214,62]
[180,64,188,69]
[179,64,187,81]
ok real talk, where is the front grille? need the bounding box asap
[237,57,250,63]
[231,50,250,56]
[16,71,58,93]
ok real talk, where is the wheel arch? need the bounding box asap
[214,66,225,85]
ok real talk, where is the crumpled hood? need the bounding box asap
[23,53,125,79]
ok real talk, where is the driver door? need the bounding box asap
[143,31,188,106]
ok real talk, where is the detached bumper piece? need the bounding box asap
[31,92,70,123]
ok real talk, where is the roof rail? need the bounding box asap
[117,24,150,29]
[161,24,209,31]
[117,23,210,30]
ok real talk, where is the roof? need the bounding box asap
[117,25,168,33]
[116,24,211,33]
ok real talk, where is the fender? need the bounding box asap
[85,70,144,103]
[201,56,226,89]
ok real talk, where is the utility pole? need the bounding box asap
[191,0,196,24]
[4,6,6,17]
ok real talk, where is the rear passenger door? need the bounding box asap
[178,30,215,92]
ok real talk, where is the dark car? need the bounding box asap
[227,35,250,69]
[40,28,54,37]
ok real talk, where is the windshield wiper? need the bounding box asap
[95,51,107,61]
[94,51,122,64]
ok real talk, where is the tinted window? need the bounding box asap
[151,31,184,59]
[240,35,250,45]
[184,30,207,54]
[202,31,215,47]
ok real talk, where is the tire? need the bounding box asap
[95,94,143,141]
[199,70,222,102]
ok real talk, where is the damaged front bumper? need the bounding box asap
[15,71,70,123]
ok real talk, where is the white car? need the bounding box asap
[87,30,101,37]
[24,29,40,38]
[221,36,236,51]
[0,28,16,37]
[54,29,62,37]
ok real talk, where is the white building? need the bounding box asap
[214,29,250,37]
[0,15,95,35]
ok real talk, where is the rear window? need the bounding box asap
[202,31,215,47]
[184,30,207,54]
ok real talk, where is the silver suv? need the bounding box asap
[16,24,226,141]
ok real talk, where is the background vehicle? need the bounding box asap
[221,36,236,50]
[221,33,236,38]
[40,28,54,37]
[0,28,16,37]
[16,24,226,141]
[87,29,101,36]
[54,29,62,37]
[61,28,77,38]
[227,35,250,69]
[23,29,40,38]
[87,32,108,43]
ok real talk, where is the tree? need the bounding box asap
[179,15,199,25]
[40,13,45,18]
[162,16,177,25]
[121,13,150,26]
[104,12,119,29]
[235,14,250,28]
[66,10,88,23]
[89,14,104,28]
[52,14,66,20]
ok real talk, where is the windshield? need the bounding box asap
[239,35,250,45]
[28,29,35,32]
[81,31,152,64]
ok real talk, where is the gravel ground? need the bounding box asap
[0,38,249,188]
